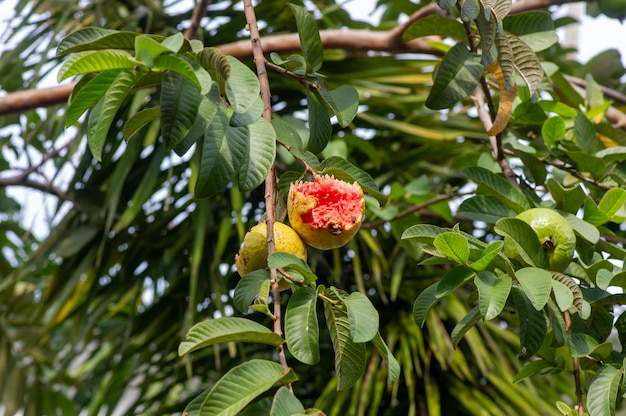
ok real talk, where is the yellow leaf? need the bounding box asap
[486,61,517,136]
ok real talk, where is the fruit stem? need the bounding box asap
[243,0,291,377]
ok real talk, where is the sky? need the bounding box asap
[1,0,626,239]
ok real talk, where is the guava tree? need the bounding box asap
[1,0,626,415]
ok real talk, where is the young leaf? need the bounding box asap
[342,292,379,343]
[426,42,484,110]
[436,266,475,298]
[475,271,512,320]
[196,359,298,416]
[270,387,306,416]
[512,286,547,360]
[586,365,621,416]
[598,188,626,222]
[66,70,123,126]
[471,240,504,271]
[323,290,367,391]
[178,317,284,356]
[515,267,552,311]
[285,287,320,365]
[413,282,439,328]
[463,166,531,213]
[434,232,470,265]
[542,116,566,148]
[288,4,324,73]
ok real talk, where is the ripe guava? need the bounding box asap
[503,207,576,272]
[287,174,364,250]
[235,221,307,276]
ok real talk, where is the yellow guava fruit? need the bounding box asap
[287,174,365,250]
[503,207,576,272]
[235,222,307,277]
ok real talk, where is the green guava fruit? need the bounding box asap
[288,174,365,250]
[503,207,576,272]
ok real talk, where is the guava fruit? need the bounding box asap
[504,207,576,272]
[287,174,365,250]
[235,221,307,276]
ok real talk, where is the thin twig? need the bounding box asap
[184,0,212,40]
[564,311,585,416]
[242,0,290,375]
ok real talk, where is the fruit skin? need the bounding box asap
[503,208,576,272]
[288,174,365,250]
[235,222,307,277]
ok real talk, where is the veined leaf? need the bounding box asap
[475,271,511,320]
[233,270,269,313]
[57,50,136,81]
[515,267,552,311]
[342,292,379,343]
[541,116,566,148]
[512,286,547,360]
[598,188,626,222]
[233,118,276,192]
[87,70,140,160]
[371,333,401,384]
[154,54,212,95]
[285,288,320,365]
[512,359,554,384]
[268,253,317,285]
[471,240,504,271]
[495,30,516,89]
[402,15,466,42]
[574,111,598,154]
[436,266,475,298]
[123,106,160,141]
[323,290,367,391]
[480,0,512,21]
[505,31,543,96]
[476,10,498,65]
[270,387,306,416]
[66,70,123,126]
[457,195,517,224]
[178,317,283,356]
[495,218,545,268]
[272,119,305,159]
[288,4,323,73]
[586,365,621,416]
[426,42,484,110]
[402,224,448,246]
[503,11,557,52]
[434,232,470,265]
[550,271,583,313]
[486,61,517,136]
[197,47,231,95]
[195,359,297,416]
[230,95,264,127]
[315,84,359,128]
[463,166,531,213]
[226,56,261,114]
[461,0,481,21]
[450,306,482,346]
[57,27,148,55]
[161,71,203,150]
[306,88,332,154]
[135,35,172,61]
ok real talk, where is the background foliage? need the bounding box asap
[1,0,626,415]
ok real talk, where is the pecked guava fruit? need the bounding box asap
[288,174,364,250]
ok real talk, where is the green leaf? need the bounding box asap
[457,195,517,223]
[512,286,547,360]
[463,167,531,213]
[598,188,626,222]
[586,365,621,416]
[512,359,554,384]
[160,71,203,150]
[343,292,379,343]
[545,179,586,214]
[471,240,504,271]
[436,266,475,298]
[154,54,212,95]
[503,11,557,52]
[193,104,235,198]
[268,253,317,285]
[475,271,511,320]
[574,111,598,154]
[225,56,261,114]
[567,333,599,357]
[66,70,123,126]
[481,0,512,21]
[461,0,481,21]
[134,35,172,61]
[515,267,552,311]
[402,15,466,41]
[57,50,136,81]
[230,95,264,127]
[542,116,565,147]
[272,119,305,159]
[306,88,332,154]
[426,42,484,110]
[233,270,270,313]
[450,306,482,346]
[270,387,305,416]
[551,279,574,312]
[402,224,447,246]
[316,84,359,128]
[285,287,320,365]
[87,70,140,161]
[371,333,401,384]
[57,27,144,55]
[565,150,606,179]
[234,118,277,192]
[434,232,470,265]
[414,283,440,328]
[123,106,160,141]
[196,359,298,416]
[161,32,185,52]
[288,4,323,73]
[494,218,546,268]
[178,317,284,356]
[323,290,367,391]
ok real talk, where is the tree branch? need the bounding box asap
[184,0,212,40]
